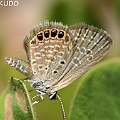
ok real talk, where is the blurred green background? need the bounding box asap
[0,0,119,120]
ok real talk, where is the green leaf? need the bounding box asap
[0,77,36,120]
[69,59,120,120]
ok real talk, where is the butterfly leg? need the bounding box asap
[32,94,44,105]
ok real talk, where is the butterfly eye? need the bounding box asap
[58,31,64,38]
[44,30,50,38]
[49,92,57,100]
[51,29,57,37]
[37,32,43,41]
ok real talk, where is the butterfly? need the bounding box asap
[5,21,113,120]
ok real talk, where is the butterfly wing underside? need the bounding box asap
[51,24,113,92]
[5,22,113,94]
[5,21,113,120]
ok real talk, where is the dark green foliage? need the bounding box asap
[0,77,36,120]
[69,59,120,120]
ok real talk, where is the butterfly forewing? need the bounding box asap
[51,24,113,92]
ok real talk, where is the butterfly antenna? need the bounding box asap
[56,93,66,120]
